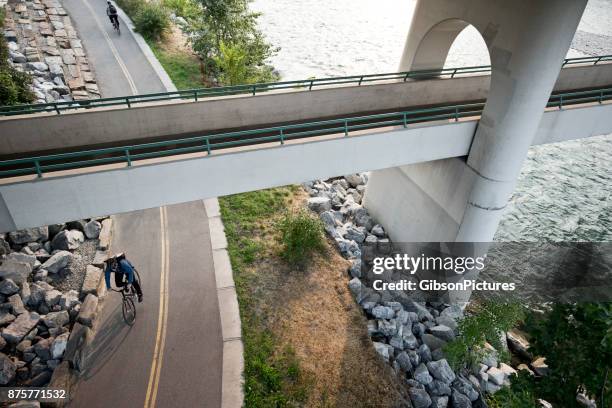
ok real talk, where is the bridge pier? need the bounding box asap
[364,0,587,242]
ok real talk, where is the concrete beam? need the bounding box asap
[1,102,610,233]
[0,64,610,157]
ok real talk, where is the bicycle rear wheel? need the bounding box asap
[122,296,136,325]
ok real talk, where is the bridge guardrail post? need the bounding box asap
[451,68,458,78]
[403,113,408,128]
[358,76,364,86]
[125,149,132,166]
[559,95,563,110]
[344,120,349,136]
[309,80,314,91]
[595,56,602,65]
[454,107,459,121]
[53,103,60,115]
[125,98,131,108]
[206,137,211,155]
[404,72,410,82]
[252,85,257,96]
[279,128,285,145]
[194,90,198,101]
[34,160,42,178]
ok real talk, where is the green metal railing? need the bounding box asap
[1,86,610,179]
[1,55,610,117]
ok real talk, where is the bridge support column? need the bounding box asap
[364,0,587,242]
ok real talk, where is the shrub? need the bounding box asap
[444,301,524,370]
[487,371,539,408]
[115,0,145,19]
[133,2,170,40]
[0,9,34,105]
[278,210,325,266]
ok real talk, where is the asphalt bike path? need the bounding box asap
[61,1,223,406]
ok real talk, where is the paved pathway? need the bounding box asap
[61,2,224,407]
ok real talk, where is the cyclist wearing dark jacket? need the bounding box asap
[106,1,119,27]
[105,253,143,302]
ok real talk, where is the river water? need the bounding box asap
[252,0,612,241]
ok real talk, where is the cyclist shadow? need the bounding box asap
[79,301,133,380]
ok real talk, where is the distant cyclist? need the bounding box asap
[106,1,120,30]
[105,253,143,302]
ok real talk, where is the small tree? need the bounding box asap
[185,0,278,85]
[444,301,524,370]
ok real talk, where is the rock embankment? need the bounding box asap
[2,0,100,104]
[304,175,529,408]
[0,217,110,389]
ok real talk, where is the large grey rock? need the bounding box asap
[437,315,459,331]
[408,387,432,408]
[395,351,412,372]
[41,251,72,273]
[0,279,20,296]
[344,226,366,243]
[84,220,102,239]
[10,400,41,408]
[344,174,364,187]
[0,260,32,284]
[8,294,27,315]
[404,301,434,321]
[44,289,62,308]
[51,332,69,360]
[453,376,479,401]
[372,341,391,362]
[59,290,79,310]
[66,220,87,232]
[427,379,452,396]
[307,197,332,213]
[2,312,40,343]
[81,265,103,296]
[20,282,31,307]
[431,395,450,408]
[427,359,456,384]
[98,219,113,250]
[440,305,463,320]
[77,294,98,328]
[0,238,10,256]
[486,366,505,386]
[451,390,472,408]
[8,227,48,244]
[28,282,53,307]
[0,311,16,326]
[506,329,531,360]
[26,62,49,72]
[431,325,456,342]
[34,337,53,361]
[414,363,433,385]
[0,352,16,385]
[6,252,37,268]
[353,208,374,230]
[422,333,448,351]
[51,230,84,251]
[402,332,419,349]
[42,310,69,328]
[372,305,395,320]
[418,343,432,364]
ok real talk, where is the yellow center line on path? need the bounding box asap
[144,207,170,408]
[82,0,138,95]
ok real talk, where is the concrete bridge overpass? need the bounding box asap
[1,0,610,245]
[0,58,611,157]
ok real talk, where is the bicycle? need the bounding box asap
[111,269,141,325]
[112,17,120,35]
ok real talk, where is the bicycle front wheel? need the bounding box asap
[122,296,136,325]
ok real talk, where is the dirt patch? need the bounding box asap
[244,190,408,407]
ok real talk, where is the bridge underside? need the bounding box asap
[0,103,610,232]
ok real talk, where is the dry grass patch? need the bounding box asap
[220,187,407,407]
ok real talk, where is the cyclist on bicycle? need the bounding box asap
[106,1,119,29]
[105,253,143,302]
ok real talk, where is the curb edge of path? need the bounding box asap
[113,11,244,406]
[205,198,245,408]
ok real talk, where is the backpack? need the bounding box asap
[109,5,117,14]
